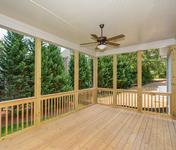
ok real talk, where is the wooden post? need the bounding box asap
[74,50,79,109]
[34,38,41,125]
[113,54,117,106]
[93,57,98,103]
[170,45,176,116]
[137,50,142,112]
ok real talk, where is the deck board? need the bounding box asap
[0,104,176,150]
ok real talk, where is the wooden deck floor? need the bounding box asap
[0,104,176,150]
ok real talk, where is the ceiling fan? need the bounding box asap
[80,24,125,50]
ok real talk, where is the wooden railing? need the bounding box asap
[97,88,137,108]
[78,88,94,106]
[142,91,171,114]
[40,91,75,121]
[97,88,171,114]
[116,89,137,108]
[0,89,95,139]
[0,88,172,139]
[0,97,35,138]
[97,88,113,105]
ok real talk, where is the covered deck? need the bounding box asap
[0,104,176,150]
[0,0,176,150]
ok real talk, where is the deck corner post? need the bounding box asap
[74,50,79,109]
[113,54,117,106]
[93,57,98,104]
[34,38,41,125]
[169,45,176,116]
[137,50,142,112]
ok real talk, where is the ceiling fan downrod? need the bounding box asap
[99,24,104,37]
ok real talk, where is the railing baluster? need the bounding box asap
[40,100,44,121]
[158,94,161,113]
[5,106,8,135]
[22,103,24,129]
[17,105,19,130]
[26,103,29,127]
[11,106,14,133]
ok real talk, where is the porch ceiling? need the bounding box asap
[0,0,176,56]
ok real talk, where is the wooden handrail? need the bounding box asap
[142,91,171,96]
[0,97,36,107]
[41,91,75,99]
[97,88,113,91]
[78,88,95,93]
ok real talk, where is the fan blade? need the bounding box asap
[106,42,120,46]
[107,34,125,41]
[80,42,98,46]
[91,34,99,40]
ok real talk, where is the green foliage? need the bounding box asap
[98,56,113,88]
[142,49,166,83]
[117,52,137,88]
[98,49,166,89]
[41,43,72,95]
[69,54,74,89]
[0,31,34,99]
[79,53,93,89]
[0,29,167,100]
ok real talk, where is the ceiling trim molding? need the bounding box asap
[96,38,176,57]
[0,14,95,56]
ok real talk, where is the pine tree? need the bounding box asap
[0,31,34,99]
[69,54,74,89]
[68,53,93,90]
[98,56,113,88]
[41,43,71,95]
[79,53,93,89]
[0,40,5,97]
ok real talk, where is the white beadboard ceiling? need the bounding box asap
[0,0,176,55]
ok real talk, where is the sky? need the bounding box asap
[0,27,7,40]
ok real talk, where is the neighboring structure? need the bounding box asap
[61,48,71,71]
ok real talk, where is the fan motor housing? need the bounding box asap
[97,36,107,44]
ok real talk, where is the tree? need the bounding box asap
[68,53,93,90]
[69,54,74,89]
[98,56,113,88]
[0,31,34,99]
[117,52,137,88]
[41,43,71,95]
[142,49,166,82]
[79,53,93,89]
[98,49,166,89]
[0,40,4,97]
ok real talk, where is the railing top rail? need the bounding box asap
[97,88,113,91]
[0,97,36,107]
[116,89,138,93]
[41,91,75,99]
[142,91,171,96]
[78,88,95,93]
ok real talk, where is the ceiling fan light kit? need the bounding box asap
[80,24,125,51]
[97,43,107,50]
